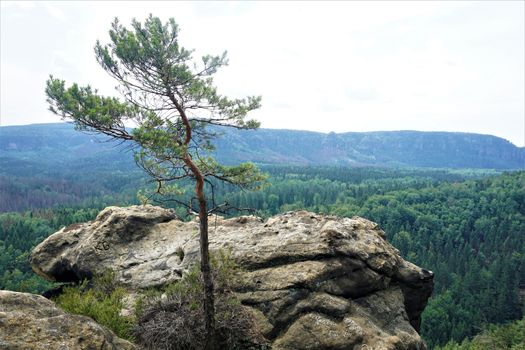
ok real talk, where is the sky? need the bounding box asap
[1,1,524,146]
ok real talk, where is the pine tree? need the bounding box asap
[45,15,264,349]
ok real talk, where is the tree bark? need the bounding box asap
[169,89,216,349]
[182,157,216,349]
[198,190,216,350]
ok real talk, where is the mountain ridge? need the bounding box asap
[1,122,524,170]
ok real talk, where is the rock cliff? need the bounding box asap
[0,290,135,349]
[30,205,434,350]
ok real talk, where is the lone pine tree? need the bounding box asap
[45,15,264,349]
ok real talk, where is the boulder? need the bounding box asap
[0,290,135,350]
[30,206,433,349]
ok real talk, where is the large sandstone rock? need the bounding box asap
[30,205,433,350]
[0,290,135,350]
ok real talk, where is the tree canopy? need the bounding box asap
[46,15,264,198]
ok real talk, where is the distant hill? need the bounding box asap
[0,123,137,178]
[214,128,525,169]
[0,123,524,171]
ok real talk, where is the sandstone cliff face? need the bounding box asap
[30,206,433,350]
[0,290,135,350]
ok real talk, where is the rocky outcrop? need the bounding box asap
[30,205,433,350]
[0,290,135,350]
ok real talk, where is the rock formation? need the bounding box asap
[0,290,135,350]
[30,205,434,350]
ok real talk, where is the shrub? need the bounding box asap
[134,251,269,350]
[53,270,135,341]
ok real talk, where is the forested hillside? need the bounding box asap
[2,123,524,171]
[0,165,523,348]
[215,128,525,169]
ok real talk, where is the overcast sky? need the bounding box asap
[1,1,524,146]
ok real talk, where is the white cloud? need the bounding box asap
[44,2,65,21]
[1,1,523,146]
[1,1,36,10]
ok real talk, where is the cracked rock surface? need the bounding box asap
[30,205,433,350]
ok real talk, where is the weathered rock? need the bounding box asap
[0,290,135,350]
[30,206,433,350]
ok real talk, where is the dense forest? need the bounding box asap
[436,316,524,349]
[0,165,523,348]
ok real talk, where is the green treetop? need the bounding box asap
[45,15,265,349]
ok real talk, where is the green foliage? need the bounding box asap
[0,207,105,293]
[436,317,525,350]
[45,78,137,130]
[45,15,264,208]
[53,270,134,341]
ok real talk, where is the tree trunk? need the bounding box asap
[198,189,216,350]
[174,94,216,349]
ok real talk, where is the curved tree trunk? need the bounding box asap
[170,91,216,349]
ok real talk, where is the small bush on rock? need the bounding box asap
[53,270,134,341]
[134,252,269,350]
